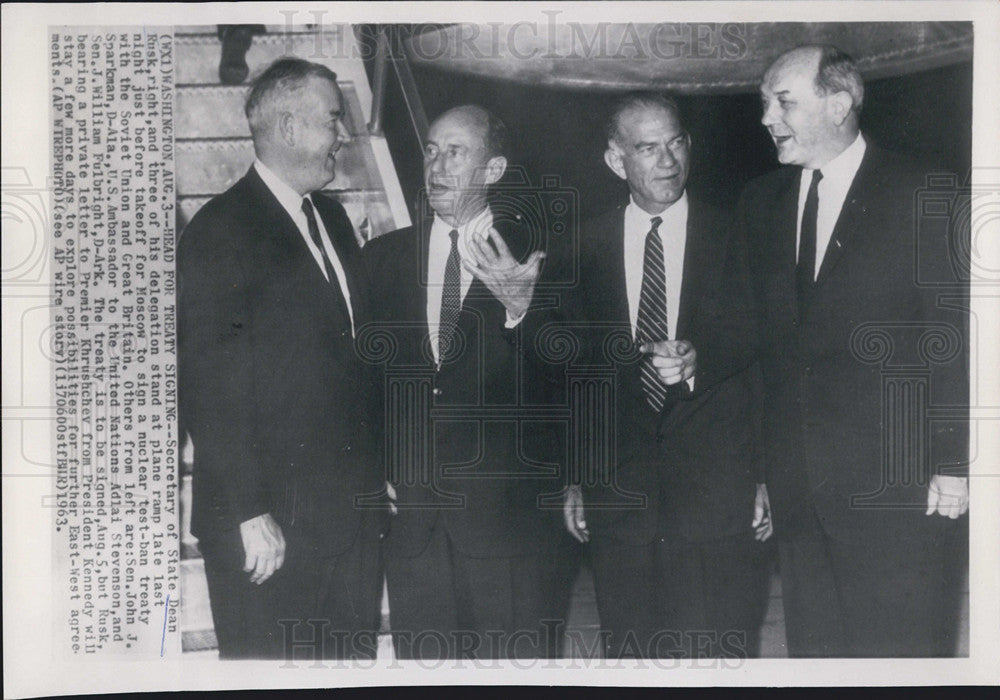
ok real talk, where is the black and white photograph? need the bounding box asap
[3,1,999,695]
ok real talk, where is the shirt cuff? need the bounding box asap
[686,376,695,393]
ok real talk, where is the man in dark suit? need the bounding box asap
[742,45,969,657]
[363,105,555,660]
[559,92,769,659]
[177,58,385,659]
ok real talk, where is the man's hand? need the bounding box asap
[925,475,969,519]
[462,227,545,319]
[639,340,697,386]
[240,513,286,585]
[563,485,590,543]
[752,483,774,542]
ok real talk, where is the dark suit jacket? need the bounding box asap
[362,208,558,559]
[739,142,969,541]
[553,198,760,544]
[178,166,383,556]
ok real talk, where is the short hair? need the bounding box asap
[483,108,508,159]
[435,105,507,159]
[244,57,339,141]
[814,45,864,114]
[605,91,683,145]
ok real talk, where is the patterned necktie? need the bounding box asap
[302,196,350,322]
[438,229,462,363]
[796,169,823,313]
[635,216,668,411]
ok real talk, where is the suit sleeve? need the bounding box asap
[920,183,970,478]
[178,214,270,529]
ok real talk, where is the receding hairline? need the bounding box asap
[428,104,506,157]
[608,100,685,148]
[764,45,822,82]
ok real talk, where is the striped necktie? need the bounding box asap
[635,215,668,411]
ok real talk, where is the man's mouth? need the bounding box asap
[772,134,793,147]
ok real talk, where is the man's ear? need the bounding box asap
[484,155,507,185]
[277,111,296,146]
[828,91,853,126]
[604,145,627,181]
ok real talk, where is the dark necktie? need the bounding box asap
[635,216,669,412]
[438,229,462,363]
[796,169,823,312]
[301,196,351,323]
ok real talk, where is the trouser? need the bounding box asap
[385,523,550,659]
[778,505,964,657]
[200,510,383,660]
[590,531,769,659]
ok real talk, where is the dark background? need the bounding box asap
[366,37,972,223]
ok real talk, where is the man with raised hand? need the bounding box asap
[364,105,555,660]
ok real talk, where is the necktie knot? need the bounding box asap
[449,229,459,244]
[811,169,824,187]
[648,216,663,236]
[301,196,315,217]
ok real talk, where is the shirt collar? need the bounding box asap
[254,159,311,221]
[624,191,688,239]
[431,206,494,254]
[806,132,866,186]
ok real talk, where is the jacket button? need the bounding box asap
[343,444,352,452]
[432,388,443,396]
[655,434,665,444]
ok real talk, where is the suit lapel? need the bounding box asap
[599,208,653,410]
[603,208,632,331]
[771,169,803,319]
[813,145,881,290]
[310,192,358,316]
[675,200,714,340]
[418,213,433,333]
[245,170,339,298]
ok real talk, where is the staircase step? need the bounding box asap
[174,29,355,86]
[175,136,380,197]
[178,188,397,241]
[176,80,366,140]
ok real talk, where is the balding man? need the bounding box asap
[742,45,969,656]
[363,105,555,659]
[178,58,386,659]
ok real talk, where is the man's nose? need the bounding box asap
[336,119,352,145]
[429,151,447,175]
[657,145,677,168]
[761,101,778,127]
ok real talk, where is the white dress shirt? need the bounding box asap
[254,160,355,333]
[425,207,525,365]
[796,132,867,278]
[623,192,694,390]
[426,207,492,365]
